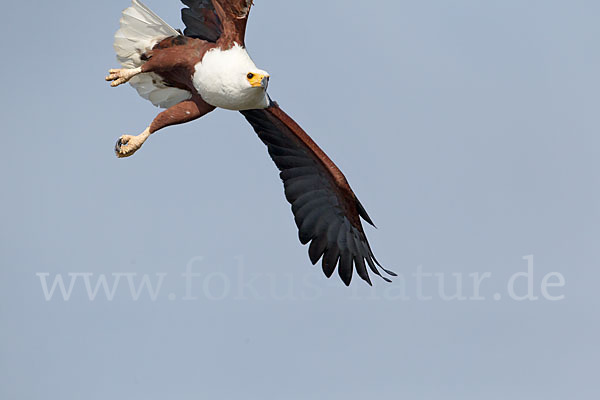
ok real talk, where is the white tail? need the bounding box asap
[113,0,191,108]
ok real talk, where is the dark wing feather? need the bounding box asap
[181,0,222,42]
[240,104,395,286]
[180,0,252,47]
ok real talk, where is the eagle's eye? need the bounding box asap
[247,73,254,80]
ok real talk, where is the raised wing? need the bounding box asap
[180,0,253,47]
[181,0,222,42]
[241,104,396,286]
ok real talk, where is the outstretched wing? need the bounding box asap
[241,104,396,286]
[180,0,252,47]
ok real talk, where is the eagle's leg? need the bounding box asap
[105,67,142,87]
[115,95,215,158]
[106,40,201,87]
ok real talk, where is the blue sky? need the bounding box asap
[1,1,599,399]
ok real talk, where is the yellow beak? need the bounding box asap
[249,73,269,88]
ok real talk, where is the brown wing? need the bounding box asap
[241,103,396,286]
[180,0,252,47]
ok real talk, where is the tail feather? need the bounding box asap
[113,0,191,109]
[128,0,178,32]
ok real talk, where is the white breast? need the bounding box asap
[193,44,270,111]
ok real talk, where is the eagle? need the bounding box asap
[106,0,395,285]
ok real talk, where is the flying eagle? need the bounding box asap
[106,0,395,285]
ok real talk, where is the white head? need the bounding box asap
[193,44,271,110]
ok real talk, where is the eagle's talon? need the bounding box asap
[115,135,136,158]
[105,67,141,87]
[114,130,151,159]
